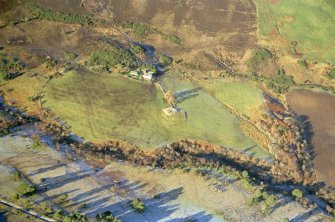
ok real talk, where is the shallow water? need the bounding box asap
[45,71,269,158]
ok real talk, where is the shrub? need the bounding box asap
[79,203,87,209]
[12,193,20,200]
[58,193,69,202]
[139,63,156,72]
[266,68,294,94]
[19,198,31,208]
[130,198,145,213]
[27,4,93,25]
[9,20,16,26]
[40,203,54,214]
[45,58,58,68]
[24,17,29,24]
[0,53,24,81]
[32,138,46,150]
[12,172,21,181]
[121,21,151,37]
[53,210,64,221]
[130,43,144,55]
[249,47,273,69]
[18,181,36,196]
[248,188,277,214]
[220,166,226,174]
[88,47,136,71]
[0,129,9,137]
[292,189,303,199]
[159,54,173,66]
[63,212,88,222]
[297,59,307,68]
[162,34,181,45]
[64,51,78,60]
[281,218,290,222]
[325,68,335,80]
[241,170,249,179]
[121,21,181,45]
[263,192,276,207]
[96,211,121,222]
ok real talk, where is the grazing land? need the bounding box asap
[201,80,265,117]
[257,0,335,64]
[45,71,269,158]
[1,0,335,221]
[286,89,335,186]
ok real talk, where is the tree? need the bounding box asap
[325,68,335,80]
[96,211,121,222]
[130,199,145,213]
[159,54,173,66]
[63,212,88,222]
[241,170,249,179]
[292,189,303,199]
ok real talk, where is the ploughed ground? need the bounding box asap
[286,89,335,187]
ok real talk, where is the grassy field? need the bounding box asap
[2,74,45,115]
[201,80,265,117]
[44,71,270,158]
[257,0,335,64]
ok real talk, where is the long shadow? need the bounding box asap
[295,114,316,161]
[135,42,158,65]
[166,211,213,222]
[241,145,258,158]
[268,197,293,214]
[174,87,202,103]
[119,187,212,222]
[37,189,79,205]
[69,180,147,206]
[194,151,271,181]
[53,179,149,216]
[0,212,6,222]
[110,187,183,222]
[28,162,66,177]
[290,208,324,221]
[38,169,93,191]
[79,186,213,221]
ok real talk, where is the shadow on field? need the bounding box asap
[0,212,6,222]
[28,162,66,177]
[290,208,324,222]
[94,187,213,222]
[295,115,316,161]
[174,87,202,103]
[32,164,212,221]
[69,180,148,210]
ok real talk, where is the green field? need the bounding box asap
[257,0,335,64]
[201,80,264,117]
[44,71,270,158]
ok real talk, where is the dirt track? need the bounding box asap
[286,89,335,186]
